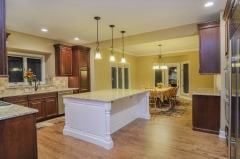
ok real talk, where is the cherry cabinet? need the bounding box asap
[69,45,91,93]
[192,94,220,134]
[197,20,220,74]
[28,92,58,121]
[4,95,29,107]
[54,44,72,76]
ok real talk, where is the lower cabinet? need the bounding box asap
[0,114,38,159]
[192,95,220,134]
[4,95,29,107]
[28,92,58,121]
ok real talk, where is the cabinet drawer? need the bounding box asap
[28,92,57,101]
[4,95,28,103]
[14,101,29,107]
[73,89,79,94]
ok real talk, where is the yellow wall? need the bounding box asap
[137,51,214,98]
[94,48,138,90]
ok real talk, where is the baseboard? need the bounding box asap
[219,130,226,139]
[179,96,192,101]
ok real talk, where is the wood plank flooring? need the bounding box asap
[37,105,228,159]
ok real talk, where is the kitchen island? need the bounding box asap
[63,89,150,149]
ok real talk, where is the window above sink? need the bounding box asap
[8,52,45,86]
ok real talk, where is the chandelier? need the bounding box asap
[153,45,167,69]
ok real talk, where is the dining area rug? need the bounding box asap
[150,98,191,118]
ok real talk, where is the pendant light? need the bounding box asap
[153,45,168,69]
[94,16,102,59]
[121,31,126,63]
[109,25,115,61]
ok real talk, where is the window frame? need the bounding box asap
[8,52,45,86]
[154,69,164,87]
[181,61,190,95]
[110,62,130,89]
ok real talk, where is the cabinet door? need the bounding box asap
[44,97,58,118]
[29,99,44,121]
[14,101,29,107]
[199,26,220,74]
[79,67,90,92]
[60,47,72,75]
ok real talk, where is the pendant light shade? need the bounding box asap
[109,25,115,61]
[121,31,126,63]
[94,17,102,59]
[153,45,168,69]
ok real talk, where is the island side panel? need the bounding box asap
[138,91,151,119]
[63,98,113,149]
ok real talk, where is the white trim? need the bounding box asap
[181,61,190,95]
[219,130,226,139]
[8,52,45,86]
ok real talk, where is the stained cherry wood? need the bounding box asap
[0,114,38,159]
[197,20,220,74]
[4,95,29,107]
[44,97,58,118]
[28,92,58,121]
[37,105,227,159]
[29,99,45,121]
[192,95,220,134]
[54,44,72,76]
[0,0,6,75]
[69,45,91,93]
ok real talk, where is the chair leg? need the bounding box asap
[154,101,157,110]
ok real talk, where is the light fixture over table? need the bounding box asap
[153,45,167,70]
[121,31,126,63]
[94,16,102,59]
[109,25,116,61]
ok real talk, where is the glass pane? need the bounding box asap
[111,67,117,89]
[8,56,24,82]
[168,67,177,87]
[118,68,122,89]
[124,68,129,89]
[183,64,189,93]
[27,58,42,81]
[155,69,162,87]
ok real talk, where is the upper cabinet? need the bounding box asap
[197,20,220,74]
[54,44,72,76]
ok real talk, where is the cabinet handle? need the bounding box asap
[15,99,18,101]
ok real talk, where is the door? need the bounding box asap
[29,99,44,121]
[111,64,130,89]
[230,36,240,159]
[44,97,58,118]
[165,63,180,96]
[111,67,117,89]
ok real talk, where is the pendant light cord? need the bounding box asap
[122,32,124,58]
[96,19,99,52]
[111,26,114,55]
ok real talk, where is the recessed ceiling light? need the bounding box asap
[41,29,48,32]
[74,37,79,40]
[204,2,214,7]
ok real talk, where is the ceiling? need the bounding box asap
[6,0,226,54]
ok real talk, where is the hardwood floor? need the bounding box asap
[37,105,228,159]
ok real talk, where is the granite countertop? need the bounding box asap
[192,88,220,96]
[0,104,38,121]
[0,88,79,98]
[63,89,149,102]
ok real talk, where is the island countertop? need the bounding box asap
[63,89,149,102]
[192,88,220,96]
[0,104,38,121]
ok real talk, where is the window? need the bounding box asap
[8,52,45,85]
[154,69,163,87]
[181,62,189,94]
[111,62,130,89]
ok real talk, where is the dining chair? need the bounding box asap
[170,86,179,106]
[164,87,175,108]
[140,85,145,90]
[149,90,158,110]
[148,84,153,89]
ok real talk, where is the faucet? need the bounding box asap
[34,78,40,91]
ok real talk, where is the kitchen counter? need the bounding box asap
[0,104,38,121]
[64,89,149,102]
[192,88,220,96]
[63,89,150,149]
[0,87,79,98]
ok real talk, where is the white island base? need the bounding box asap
[63,89,150,149]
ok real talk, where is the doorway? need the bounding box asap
[111,63,130,89]
[165,63,180,96]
